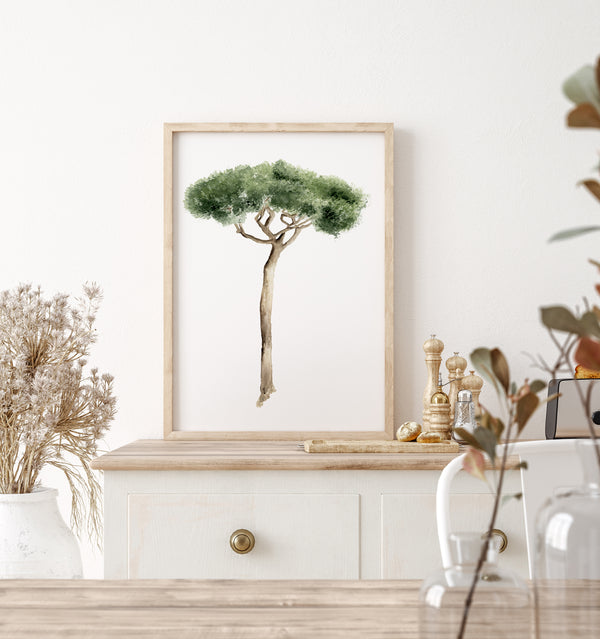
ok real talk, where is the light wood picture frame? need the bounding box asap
[164,123,394,440]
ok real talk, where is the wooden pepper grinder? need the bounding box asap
[422,335,444,430]
[429,373,452,440]
[461,370,484,417]
[446,352,467,421]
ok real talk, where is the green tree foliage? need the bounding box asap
[184,159,367,407]
[184,160,367,236]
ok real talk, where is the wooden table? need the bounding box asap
[1,579,599,638]
[1,580,419,638]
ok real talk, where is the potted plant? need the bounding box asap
[0,283,116,578]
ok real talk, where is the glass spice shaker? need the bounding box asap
[452,389,476,443]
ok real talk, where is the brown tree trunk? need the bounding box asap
[256,243,283,407]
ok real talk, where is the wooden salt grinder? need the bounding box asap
[446,352,467,421]
[422,335,444,430]
[462,370,484,417]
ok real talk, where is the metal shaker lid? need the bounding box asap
[457,389,473,402]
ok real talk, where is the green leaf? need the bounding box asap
[491,416,505,440]
[581,310,600,340]
[473,425,498,464]
[540,305,583,335]
[549,226,600,242]
[510,381,517,396]
[528,379,546,395]
[514,461,528,471]
[454,427,483,451]
[490,348,510,395]
[562,64,600,113]
[470,347,499,393]
[480,411,505,440]
[516,392,540,434]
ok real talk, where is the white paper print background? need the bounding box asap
[173,131,386,431]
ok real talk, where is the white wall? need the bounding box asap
[1,0,600,577]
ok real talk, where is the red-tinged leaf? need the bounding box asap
[567,103,600,128]
[491,348,510,395]
[575,337,600,371]
[516,392,540,434]
[581,179,600,203]
[462,448,487,483]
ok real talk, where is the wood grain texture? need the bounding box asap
[91,439,481,471]
[304,439,459,453]
[163,122,394,441]
[1,579,599,638]
[0,579,420,638]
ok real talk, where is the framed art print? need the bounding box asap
[164,123,394,440]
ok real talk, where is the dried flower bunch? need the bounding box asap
[0,283,116,541]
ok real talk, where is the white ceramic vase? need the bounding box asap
[0,487,82,578]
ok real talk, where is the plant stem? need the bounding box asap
[456,409,515,639]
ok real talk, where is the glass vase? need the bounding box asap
[419,532,531,639]
[534,440,600,638]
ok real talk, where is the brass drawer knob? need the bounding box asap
[491,528,508,553]
[230,529,255,554]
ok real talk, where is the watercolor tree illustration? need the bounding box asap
[184,160,367,407]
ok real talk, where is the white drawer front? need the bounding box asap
[128,493,359,579]
[381,493,527,579]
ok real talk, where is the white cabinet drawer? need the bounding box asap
[381,493,527,579]
[128,492,359,579]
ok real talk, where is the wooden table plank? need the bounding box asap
[1,579,599,638]
[0,579,420,608]
[0,580,419,638]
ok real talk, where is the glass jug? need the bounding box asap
[535,440,600,638]
[419,532,531,639]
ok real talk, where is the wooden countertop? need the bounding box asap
[91,439,478,471]
[1,579,598,638]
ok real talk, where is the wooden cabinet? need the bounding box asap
[381,492,526,578]
[128,493,360,579]
[94,441,527,580]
